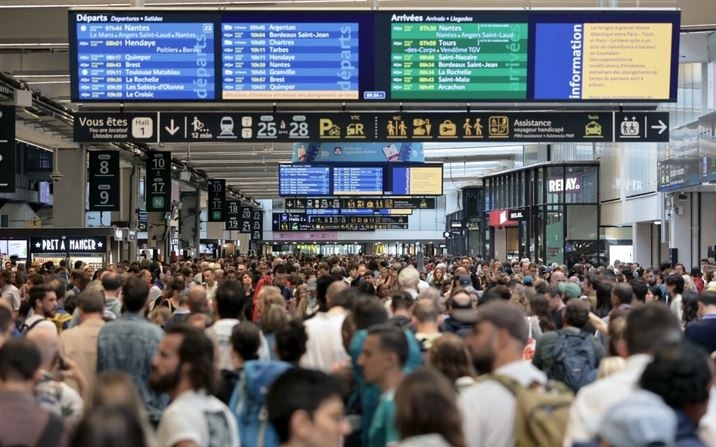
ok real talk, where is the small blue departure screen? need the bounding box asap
[279,165,331,196]
[333,167,383,195]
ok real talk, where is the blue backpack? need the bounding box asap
[229,360,292,447]
[549,331,598,392]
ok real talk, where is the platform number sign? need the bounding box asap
[88,150,119,211]
[208,179,225,222]
[251,208,263,241]
[225,200,240,230]
[146,151,171,212]
[239,206,252,233]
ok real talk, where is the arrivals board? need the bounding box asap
[69,10,679,103]
[279,163,443,197]
[390,22,528,100]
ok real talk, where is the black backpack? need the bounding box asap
[549,331,598,392]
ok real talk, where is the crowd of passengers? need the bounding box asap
[0,253,714,447]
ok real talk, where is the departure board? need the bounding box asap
[69,10,680,103]
[70,12,215,101]
[333,167,383,195]
[221,22,359,100]
[390,21,528,100]
[279,165,330,196]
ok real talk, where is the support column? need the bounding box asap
[669,193,692,267]
[111,161,139,262]
[53,146,87,227]
[633,222,652,267]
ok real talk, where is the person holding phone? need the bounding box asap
[27,325,86,427]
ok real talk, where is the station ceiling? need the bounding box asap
[0,0,712,200]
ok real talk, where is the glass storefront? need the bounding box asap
[483,161,599,266]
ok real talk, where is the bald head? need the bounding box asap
[326,281,348,309]
[187,285,208,314]
[26,325,59,369]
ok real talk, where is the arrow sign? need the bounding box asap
[165,119,180,136]
[651,120,667,135]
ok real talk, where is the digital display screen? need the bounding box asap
[221,22,359,100]
[69,12,215,101]
[279,163,442,197]
[333,167,383,195]
[69,10,679,103]
[390,21,527,100]
[279,165,330,196]
[533,20,674,100]
[391,166,443,196]
[0,240,28,259]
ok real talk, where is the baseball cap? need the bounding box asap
[598,390,677,447]
[458,275,472,288]
[559,281,582,300]
[522,275,534,286]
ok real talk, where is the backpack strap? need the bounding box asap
[257,406,269,447]
[36,413,63,447]
[22,318,46,335]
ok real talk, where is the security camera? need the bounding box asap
[50,171,63,182]
[677,192,688,201]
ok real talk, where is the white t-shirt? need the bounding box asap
[1,284,20,311]
[458,360,547,447]
[206,319,271,371]
[156,389,239,447]
[206,319,240,371]
[300,309,349,372]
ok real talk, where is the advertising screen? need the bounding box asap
[69,10,679,103]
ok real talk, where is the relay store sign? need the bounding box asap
[488,210,518,227]
[548,176,581,193]
[31,236,106,254]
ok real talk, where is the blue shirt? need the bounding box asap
[685,315,716,355]
[96,312,168,424]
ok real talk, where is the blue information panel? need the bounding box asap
[279,165,330,196]
[69,10,679,103]
[333,167,383,195]
[69,12,216,101]
[221,22,359,100]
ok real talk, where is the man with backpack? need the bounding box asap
[533,299,603,392]
[563,304,682,446]
[22,284,59,334]
[151,325,239,447]
[459,301,573,447]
